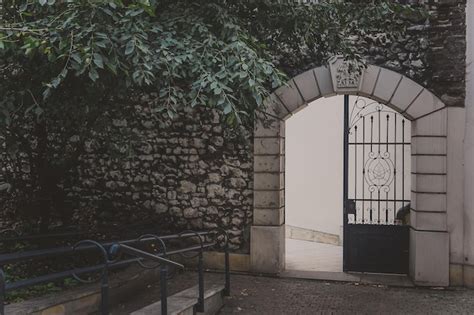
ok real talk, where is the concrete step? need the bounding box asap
[131,283,225,315]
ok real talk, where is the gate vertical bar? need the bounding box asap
[402,120,406,209]
[362,116,366,223]
[343,94,350,271]
[394,113,397,223]
[377,109,381,223]
[354,126,358,223]
[386,114,390,223]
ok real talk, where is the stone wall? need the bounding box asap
[425,0,466,106]
[72,105,253,251]
[363,0,466,107]
[282,1,467,108]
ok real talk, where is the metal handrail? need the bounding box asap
[114,244,184,269]
[0,228,230,315]
[0,230,88,243]
[0,231,210,265]
[6,258,137,291]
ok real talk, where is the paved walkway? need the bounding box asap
[110,271,474,314]
[286,238,342,272]
[221,274,474,314]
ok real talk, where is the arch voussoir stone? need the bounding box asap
[292,69,321,104]
[313,66,335,97]
[406,89,445,120]
[260,94,290,120]
[372,68,404,103]
[390,77,424,113]
[274,79,305,114]
[360,65,381,96]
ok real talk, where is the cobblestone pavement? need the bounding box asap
[220,274,474,315]
[110,271,474,314]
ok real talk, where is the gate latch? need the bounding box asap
[346,199,356,214]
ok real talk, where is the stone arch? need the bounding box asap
[250,57,463,286]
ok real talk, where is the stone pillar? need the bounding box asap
[410,109,450,286]
[251,111,286,273]
[463,0,474,287]
[446,107,465,285]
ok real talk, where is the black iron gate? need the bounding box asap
[343,95,410,274]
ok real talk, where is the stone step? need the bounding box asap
[131,283,225,315]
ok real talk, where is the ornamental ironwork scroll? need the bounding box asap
[347,97,410,225]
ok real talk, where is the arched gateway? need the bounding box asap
[250,56,465,286]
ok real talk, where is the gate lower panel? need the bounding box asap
[344,224,409,274]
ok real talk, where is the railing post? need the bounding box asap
[100,267,109,315]
[160,265,168,315]
[196,251,204,312]
[0,268,5,315]
[224,243,230,296]
[215,227,230,296]
[72,240,110,315]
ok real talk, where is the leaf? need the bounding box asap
[39,0,47,5]
[71,53,82,64]
[95,41,107,48]
[88,68,99,82]
[125,40,135,55]
[238,71,247,79]
[93,53,104,68]
[223,103,232,114]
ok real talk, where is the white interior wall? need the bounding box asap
[285,96,344,237]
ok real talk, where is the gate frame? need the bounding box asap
[342,94,411,274]
[250,56,465,286]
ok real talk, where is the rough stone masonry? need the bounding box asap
[73,105,254,251]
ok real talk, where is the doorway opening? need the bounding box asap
[284,95,411,274]
[285,95,344,272]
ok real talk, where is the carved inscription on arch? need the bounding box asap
[329,56,364,93]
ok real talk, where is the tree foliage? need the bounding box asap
[0,0,426,230]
